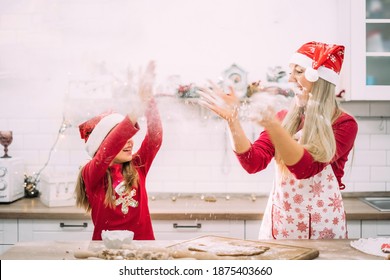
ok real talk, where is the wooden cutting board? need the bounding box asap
[167,235,319,260]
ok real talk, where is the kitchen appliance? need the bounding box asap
[0,157,25,203]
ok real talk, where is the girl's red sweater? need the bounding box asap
[82,100,162,240]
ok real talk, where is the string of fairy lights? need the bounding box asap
[24,117,72,198]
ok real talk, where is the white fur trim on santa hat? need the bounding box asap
[85,113,125,157]
[289,52,340,85]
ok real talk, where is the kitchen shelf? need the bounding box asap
[349,0,390,99]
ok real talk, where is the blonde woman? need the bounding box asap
[198,42,358,239]
[75,61,162,240]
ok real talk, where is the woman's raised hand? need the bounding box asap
[197,81,240,123]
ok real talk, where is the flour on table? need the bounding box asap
[188,242,270,256]
[350,238,390,257]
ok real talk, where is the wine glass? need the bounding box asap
[0,131,13,158]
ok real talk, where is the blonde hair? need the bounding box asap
[75,159,140,212]
[276,78,342,175]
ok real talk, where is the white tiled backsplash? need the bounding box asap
[1,98,390,194]
[341,102,390,192]
[0,0,389,194]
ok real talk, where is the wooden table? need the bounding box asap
[0,239,386,260]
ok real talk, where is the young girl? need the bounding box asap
[198,42,358,239]
[75,61,162,240]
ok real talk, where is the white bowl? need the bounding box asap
[101,230,134,249]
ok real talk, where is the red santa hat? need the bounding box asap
[289,41,345,85]
[79,112,125,157]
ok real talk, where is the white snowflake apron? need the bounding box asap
[259,164,347,239]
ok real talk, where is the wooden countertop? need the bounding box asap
[0,239,386,260]
[0,194,389,220]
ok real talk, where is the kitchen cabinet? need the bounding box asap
[245,220,261,240]
[0,196,388,245]
[152,220,245,240]
[0,219,18,254]
[361,220,390,237]
[18,219,93,242]
[350,0,390,100]
[347,220,361,239]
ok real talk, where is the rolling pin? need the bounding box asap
[74,249,230,260]
[74,249,167,260]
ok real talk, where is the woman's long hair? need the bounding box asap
[75,158,139,211]
[276,78,342,176]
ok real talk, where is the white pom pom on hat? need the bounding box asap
[289,41,345,85]
[304,67,319,82]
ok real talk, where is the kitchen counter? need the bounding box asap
[0,239,386,260]
[0,193,389,220]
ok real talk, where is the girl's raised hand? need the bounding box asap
[127,61,156,122]
[138,60,156,104]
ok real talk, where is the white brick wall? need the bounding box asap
[0,0,389,194]
[340,101,390,192]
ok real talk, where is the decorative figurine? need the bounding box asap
[0,130,13,158]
